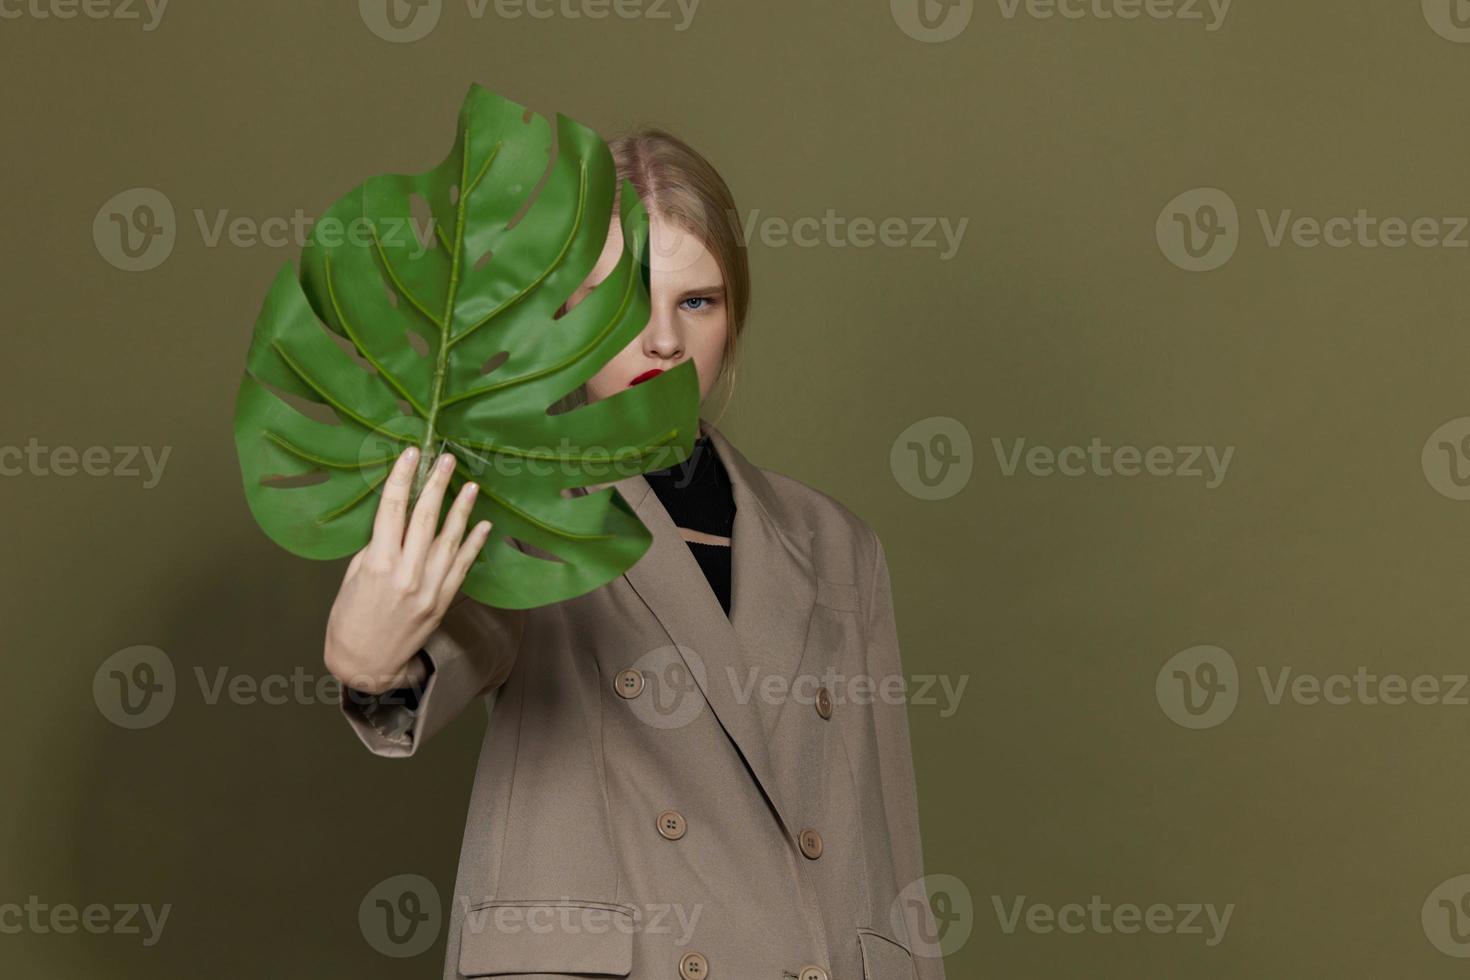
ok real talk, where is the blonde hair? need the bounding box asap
[553,128,749,423]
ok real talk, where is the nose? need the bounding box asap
[641,308,684,362]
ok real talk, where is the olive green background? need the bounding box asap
[5,0,1470,976]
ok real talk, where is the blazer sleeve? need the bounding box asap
[339,592,526,758]
[864,530,948,980]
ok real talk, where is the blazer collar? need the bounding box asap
[612,416,817,837]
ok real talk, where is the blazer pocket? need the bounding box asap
[857,928,918,980]
[815,577,861,613]
[459,899,636,977]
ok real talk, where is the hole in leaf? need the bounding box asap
[409,193,436,253]
[449,183,460,206]
[480,350,509,376]
[473,249,493,272]
[544,389,585,416]
[509,536,566,563]
[396,398,415,417]
[261,470,330,489]
[321,324,378,374]
[406,332,430,358]
[507,118,559,230]
[257,377,343,426]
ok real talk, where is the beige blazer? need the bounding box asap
[344,417,945,980]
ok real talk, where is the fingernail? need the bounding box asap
[462,481,479,497]
[438,453,454,471]
[404,447,419,462]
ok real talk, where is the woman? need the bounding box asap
[324,130,944,980]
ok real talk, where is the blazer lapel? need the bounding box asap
[613,416,818,837]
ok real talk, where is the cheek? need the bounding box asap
[696,317,729,369]
[589,345,639,389]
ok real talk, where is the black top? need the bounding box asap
[643,433,736,617]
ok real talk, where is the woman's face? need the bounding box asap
[570,212,729,405]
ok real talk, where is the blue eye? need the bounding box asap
[679,296,716,312]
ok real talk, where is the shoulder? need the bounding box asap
[757,465,873,542]
[756,466,883,584]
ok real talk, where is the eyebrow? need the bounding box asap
[676,285,725,299]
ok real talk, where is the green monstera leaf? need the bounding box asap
[233,84,700,610]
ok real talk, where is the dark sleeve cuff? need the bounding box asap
[376,648,435,712]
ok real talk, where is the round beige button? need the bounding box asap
[799,967,830,980]
[815,686,833,719]
[679,950,709,979]
[657,809,687,841]
[614,667,644,699]
[798,828,823,860]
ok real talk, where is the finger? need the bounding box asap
[439,520,493,608]
[369,446,419,560]
[424,479,480,588]
[401,451,457,572]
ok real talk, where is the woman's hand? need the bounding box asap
[324,447,492,695]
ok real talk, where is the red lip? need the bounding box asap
[629,369,663,387]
